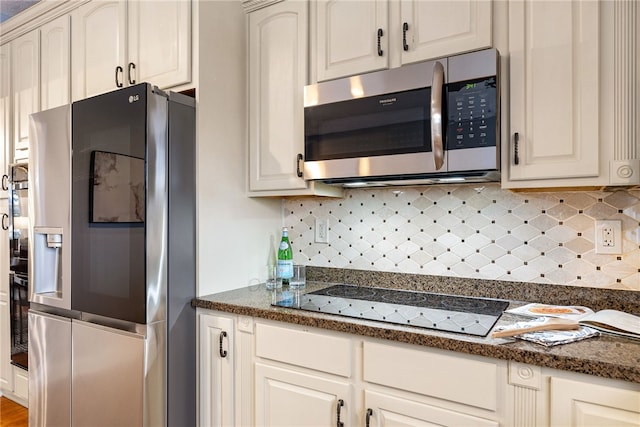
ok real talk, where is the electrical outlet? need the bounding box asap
[595,220,622,254]
[315,218,329,244]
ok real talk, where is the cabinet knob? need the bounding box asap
[128,62,136,85]
[402,22,409,51]
[219,331,228,358]
[115,66,124,88]
[377,28,384,56]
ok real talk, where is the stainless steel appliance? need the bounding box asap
[274,285,508,337]
[28,83,196,427]
[303,48,500,186]
[7,163,29,369]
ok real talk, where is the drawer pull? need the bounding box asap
[514,132,520,165]
[377,28,384,56]
[365,408,373,427]
[219,331,228,358]
[1,174,8,191]
[1,214,8,231]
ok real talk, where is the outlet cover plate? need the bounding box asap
[315,218,329,244]
[595,220,622,254]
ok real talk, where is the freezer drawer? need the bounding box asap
[71,320,145,426]
[29,310,72,427]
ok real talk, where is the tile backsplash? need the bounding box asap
[284,184,640,291]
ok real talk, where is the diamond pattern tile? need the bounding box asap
[284,184,640,290]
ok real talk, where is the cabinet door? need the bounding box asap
[316,0,389,81]
[399,0,492,65]
[248,1,309,193]
[72,0,127,101]
[506,0,599,183]
[255,362,352,427]
[0,199,10,392]
[550,377,640,427]
[41,15,71,110]
[0,44,10,183]
[128,0,191,89]
[12,30,39,161]
[365,390,498,427]
[199,313,234,427]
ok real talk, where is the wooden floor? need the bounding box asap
[0,397,27,427]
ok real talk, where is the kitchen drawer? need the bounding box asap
[363,341,498,411]
[255,322,352,377]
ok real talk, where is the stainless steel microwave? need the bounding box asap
[303,48,500,186]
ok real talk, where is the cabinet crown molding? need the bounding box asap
[0,0,89,44]
[242,0,283,14]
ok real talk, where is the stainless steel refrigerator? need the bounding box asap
[27,84,196,427]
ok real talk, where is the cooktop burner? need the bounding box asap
[273,285,509,337]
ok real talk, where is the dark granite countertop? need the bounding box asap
[193,267,640,384]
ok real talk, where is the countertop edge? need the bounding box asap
[192,298,640,384]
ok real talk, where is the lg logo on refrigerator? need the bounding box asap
[129,95,140,103]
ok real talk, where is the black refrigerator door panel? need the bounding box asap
[71,84,149,324]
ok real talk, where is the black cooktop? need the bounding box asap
[273,284,509,337]
[308,285,509,317]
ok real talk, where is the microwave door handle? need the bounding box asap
[431,61,445,170]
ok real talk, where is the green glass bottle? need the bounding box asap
[277,227,293,287]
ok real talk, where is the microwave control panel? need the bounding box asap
[446,76,497,150]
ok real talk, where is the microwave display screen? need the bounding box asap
[305,88,431,161]
[446,76,497,150]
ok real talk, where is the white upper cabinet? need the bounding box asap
[127,0,191,89]
[0,44,11,181]
[247,0,342,196]
[72,0,127,100]
[314,0,492,82]
[399,0,492,66]
[315,0,389,81]
[11,29,39,161]
[72,0,191,101]
[505,0,600,185]
[40,15,71,110]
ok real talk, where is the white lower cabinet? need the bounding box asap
[363,340,503,426]
[254,321,354,426]
[550,377,640,427]
[12,365,28,402]
[198,312,235,427]
[255,363,352,426]
[198,311,640,427]
[365,390,498,427]
[253,320,503,426]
